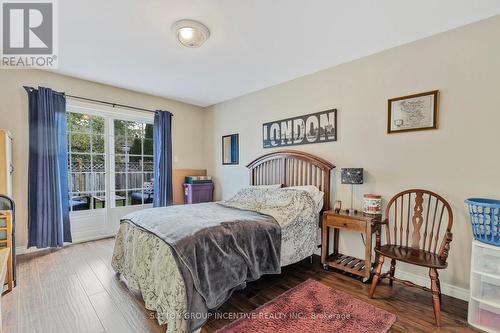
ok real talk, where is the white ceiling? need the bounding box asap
[55,0,500,107]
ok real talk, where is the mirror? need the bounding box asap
[222,134,239,165]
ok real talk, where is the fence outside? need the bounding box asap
[69,161,154,193]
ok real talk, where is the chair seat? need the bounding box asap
[131,192,153,204]
[375,245,447,269]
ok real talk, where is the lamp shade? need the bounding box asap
[341,168,364,184]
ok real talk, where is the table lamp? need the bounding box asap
[341,168,364,214]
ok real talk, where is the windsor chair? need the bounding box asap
[368,189,453,326]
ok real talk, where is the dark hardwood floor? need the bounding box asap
[3,238,476,333]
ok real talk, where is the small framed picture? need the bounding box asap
[222,134,239,165]
[387,90,439,134]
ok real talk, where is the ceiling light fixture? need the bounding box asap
[172,19,210,48]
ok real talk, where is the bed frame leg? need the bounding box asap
[309,255,313,264]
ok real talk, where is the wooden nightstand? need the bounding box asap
[321,210,381,282]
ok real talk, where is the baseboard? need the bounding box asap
[381,263,469,301]
[312,252,469,301]
[16,233,116,256]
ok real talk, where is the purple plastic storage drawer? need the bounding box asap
[183,183,214,204]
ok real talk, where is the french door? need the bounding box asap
[67,102,154,241]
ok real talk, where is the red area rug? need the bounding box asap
[216,279,396,333]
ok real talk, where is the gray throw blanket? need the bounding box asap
[120,202,281,332]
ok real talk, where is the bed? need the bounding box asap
[111,150,335,333]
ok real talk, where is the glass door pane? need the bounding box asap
[112,119,153,207]
[67,113,106,212]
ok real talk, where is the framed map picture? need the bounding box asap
[387,90,439,134]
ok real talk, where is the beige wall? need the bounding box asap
[204,15,500,291]
[0,70,206,248]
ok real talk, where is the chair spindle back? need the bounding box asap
[384,189,453,261]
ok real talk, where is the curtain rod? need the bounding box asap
[23,86,172,116]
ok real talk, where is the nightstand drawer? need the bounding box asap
[325,215,365,232]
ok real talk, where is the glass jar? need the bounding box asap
[363,194,382,215]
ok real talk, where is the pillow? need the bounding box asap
[249,184,282,189]
[287,185,324,214]
[143,181,154,193]
[221,187,318,229]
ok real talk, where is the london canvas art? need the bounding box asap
[262,109,337,148]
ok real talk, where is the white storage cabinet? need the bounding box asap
[469,240,500,332]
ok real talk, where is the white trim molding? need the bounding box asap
[16,234,116,256]
[382,263,470,301]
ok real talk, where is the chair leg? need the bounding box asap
[389,259,396,287]
[369,255,385,298]
[429,268,441,326]
[437,278,442,303]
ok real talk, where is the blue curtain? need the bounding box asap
[153,110,173,207]
[25,86,71,248]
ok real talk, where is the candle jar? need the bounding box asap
[363,194,382,215]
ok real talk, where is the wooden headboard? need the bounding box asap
[246,150,335,211]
